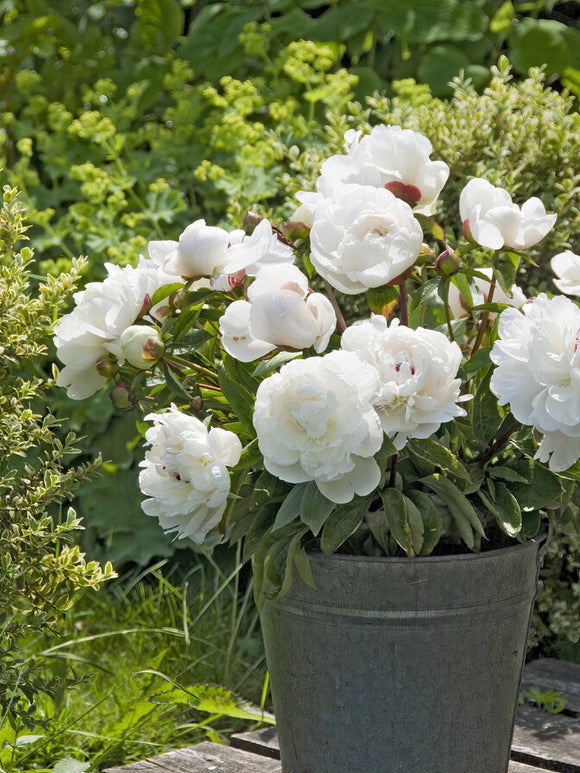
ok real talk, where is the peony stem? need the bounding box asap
[399,281,408,326]
[470,268,497,357]
[321,278,347,334]
[164,355,218,384]
[481,419,521,463]
[442,277,455,343]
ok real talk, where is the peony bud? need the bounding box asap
[243,210,263,236]
[281,220,311,242]
[436,249,460,276]
[96,353,118,378]
[118,325,164,369]
[109,381,135,410]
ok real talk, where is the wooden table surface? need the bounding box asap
[105,658,580,773]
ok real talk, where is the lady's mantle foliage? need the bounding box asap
[54,120,579,601]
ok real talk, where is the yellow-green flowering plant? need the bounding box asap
[54,123,578,603]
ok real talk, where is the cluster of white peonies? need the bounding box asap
[54,258,178,400]
[55,122,580,547]
[139,406,242,543]
[54,219,293,401]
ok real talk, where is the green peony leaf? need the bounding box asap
[300,482,336,536]
[380,488,414,556]
[273,483,308,531]
[406,489,443,556]
[407,438,470,480]
[320,499,368,554]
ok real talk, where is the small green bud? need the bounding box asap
[436,249,461,276]
[109,382,135,410]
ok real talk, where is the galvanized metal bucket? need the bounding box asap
[260,537,546,773]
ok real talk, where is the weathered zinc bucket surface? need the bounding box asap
[260,538,546,773]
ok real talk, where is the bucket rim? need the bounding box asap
[307,531,548,568]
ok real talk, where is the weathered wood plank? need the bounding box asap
[231,727,279,759]
[231,728,556,772]
[521,659,580,714]
[512,704,580,771]
[103,742,281,773]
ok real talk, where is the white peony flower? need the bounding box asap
[298,124,449,217]
[253,351,383,504]
[219,219,295,277]
[551,250,580,296]
[459,178,556,250]
[139,406,242,543]
[54,259,177,400]
[341,316,468,450]
[490,293,580,472]
[220,264,336,362]
[148,219,242,280]
[447,267,526,319]
[148,219,293,288]
[309,183,423,295]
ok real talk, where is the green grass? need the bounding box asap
[1,546,269,772]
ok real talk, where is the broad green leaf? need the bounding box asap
[406,490,443,556]
[407,438,470,479]
[520,510,542,539]
[471,369,503,447]
[300,482,336,536]
[450,272,474,311]
[273,483,308,531]
[218,369,255,430]
[366,508,390,554]
[508,460,563,509]
[410,277,440,312]
[491,481,522,537]
[421,475,485,549]
[320,499,368,554]
[488,466,529,484]
[367,284,398,314]
[293,546,316,589]
[252,351,301,377]
[380,488,414,556]
[149,282,184,307]
[404,495,424,555]
[161,360,194,401]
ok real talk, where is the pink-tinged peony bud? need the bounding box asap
[118,325,164,369]
[462,218,474,243]
[281,220,311,242]
[109,381,135,410]
[436,249,460,276]
[96,353,118,378]
[137,293,152,319]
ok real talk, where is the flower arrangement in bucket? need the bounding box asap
[55,124,579,772]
